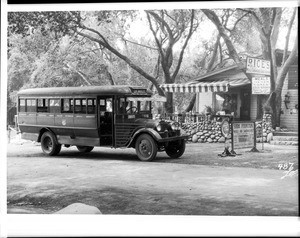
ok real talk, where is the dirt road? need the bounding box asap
[7,141,298,215]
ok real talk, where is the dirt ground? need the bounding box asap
[6,139,299,216]
[8,136,299,170]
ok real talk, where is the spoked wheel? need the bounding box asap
[165,139,186,158]
[135,134,157,161]
[76,146,94,153]
[41,131,61,156]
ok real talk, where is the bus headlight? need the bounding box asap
[171,122,180,130]
[156,124,162,132]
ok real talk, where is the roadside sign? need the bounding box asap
[221,120,230,137]
[252,76,270,94]
[246,57,271,76]
[231,121,258,153]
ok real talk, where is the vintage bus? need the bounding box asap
[17,85,188,161]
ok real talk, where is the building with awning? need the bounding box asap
[160,63,255,121]
[160,78,250,93]
[160,52,298,130]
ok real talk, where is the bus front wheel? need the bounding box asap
[135,134,157,161]
[41,131,61,156]
[76,146,94,153]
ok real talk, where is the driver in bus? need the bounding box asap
[119,101,129,114]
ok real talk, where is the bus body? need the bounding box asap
[17,85,188,161]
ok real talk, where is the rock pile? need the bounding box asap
[181,120,227,143]
[255,113,274,143]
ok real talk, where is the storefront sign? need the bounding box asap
[232,122,255,150]
[252,76,270,94]
[246,57,271,76]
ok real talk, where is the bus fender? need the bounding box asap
[128,128,162,147]
[37,127,56,142]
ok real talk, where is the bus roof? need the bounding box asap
[17,85,152,97]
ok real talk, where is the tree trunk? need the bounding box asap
[266,32,298,127]
[165,92,174,113]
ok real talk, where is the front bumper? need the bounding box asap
[157,135,189,143]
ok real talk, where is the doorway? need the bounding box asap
[240,86,251,120]
[98,97,113,146]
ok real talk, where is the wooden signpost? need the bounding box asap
[231,121,259,154]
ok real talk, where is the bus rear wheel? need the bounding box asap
[76,146,94,153]
[135,134,157,161]
[41,131,61,156]
[165,139,186,158]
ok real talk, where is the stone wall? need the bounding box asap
[182,119,226,143]
[182,114,274,143]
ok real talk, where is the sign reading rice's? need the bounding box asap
[246,57,271,76]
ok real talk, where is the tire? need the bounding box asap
[76,146,94,153]
[41,131,61,156]
[165,139,186,159]
[135,134,157,161]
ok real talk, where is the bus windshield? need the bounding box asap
[118,97,152,114]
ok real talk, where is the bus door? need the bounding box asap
[98,97,113,146]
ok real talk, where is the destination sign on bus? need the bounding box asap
[131,89,147,94]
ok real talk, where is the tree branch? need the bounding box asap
[276,32,298,92]
[230,12,250,33]
[146,12,165,58]
[122,37,158,51]
[237,8,267,37]
[74,28,165,96]
[202,9,242,64]
[146,10,174,41]
[207,34,221,72]
[282,8,297,65]
[171,10,195,81]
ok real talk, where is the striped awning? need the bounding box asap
[159,78,251,93]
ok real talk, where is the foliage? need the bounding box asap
[6,7,298,122]
[202,7,298,128]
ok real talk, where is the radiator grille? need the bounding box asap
[115,123,141,147]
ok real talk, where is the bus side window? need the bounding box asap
[27,99,37,112]
[74,98,87,114]
[87,99,96,114]
[82,99,87,113]
[62,99,73,113]
[50,99,60,113]
[37,99,49,112]
[106,99,112,112]
[19,99,26,112]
